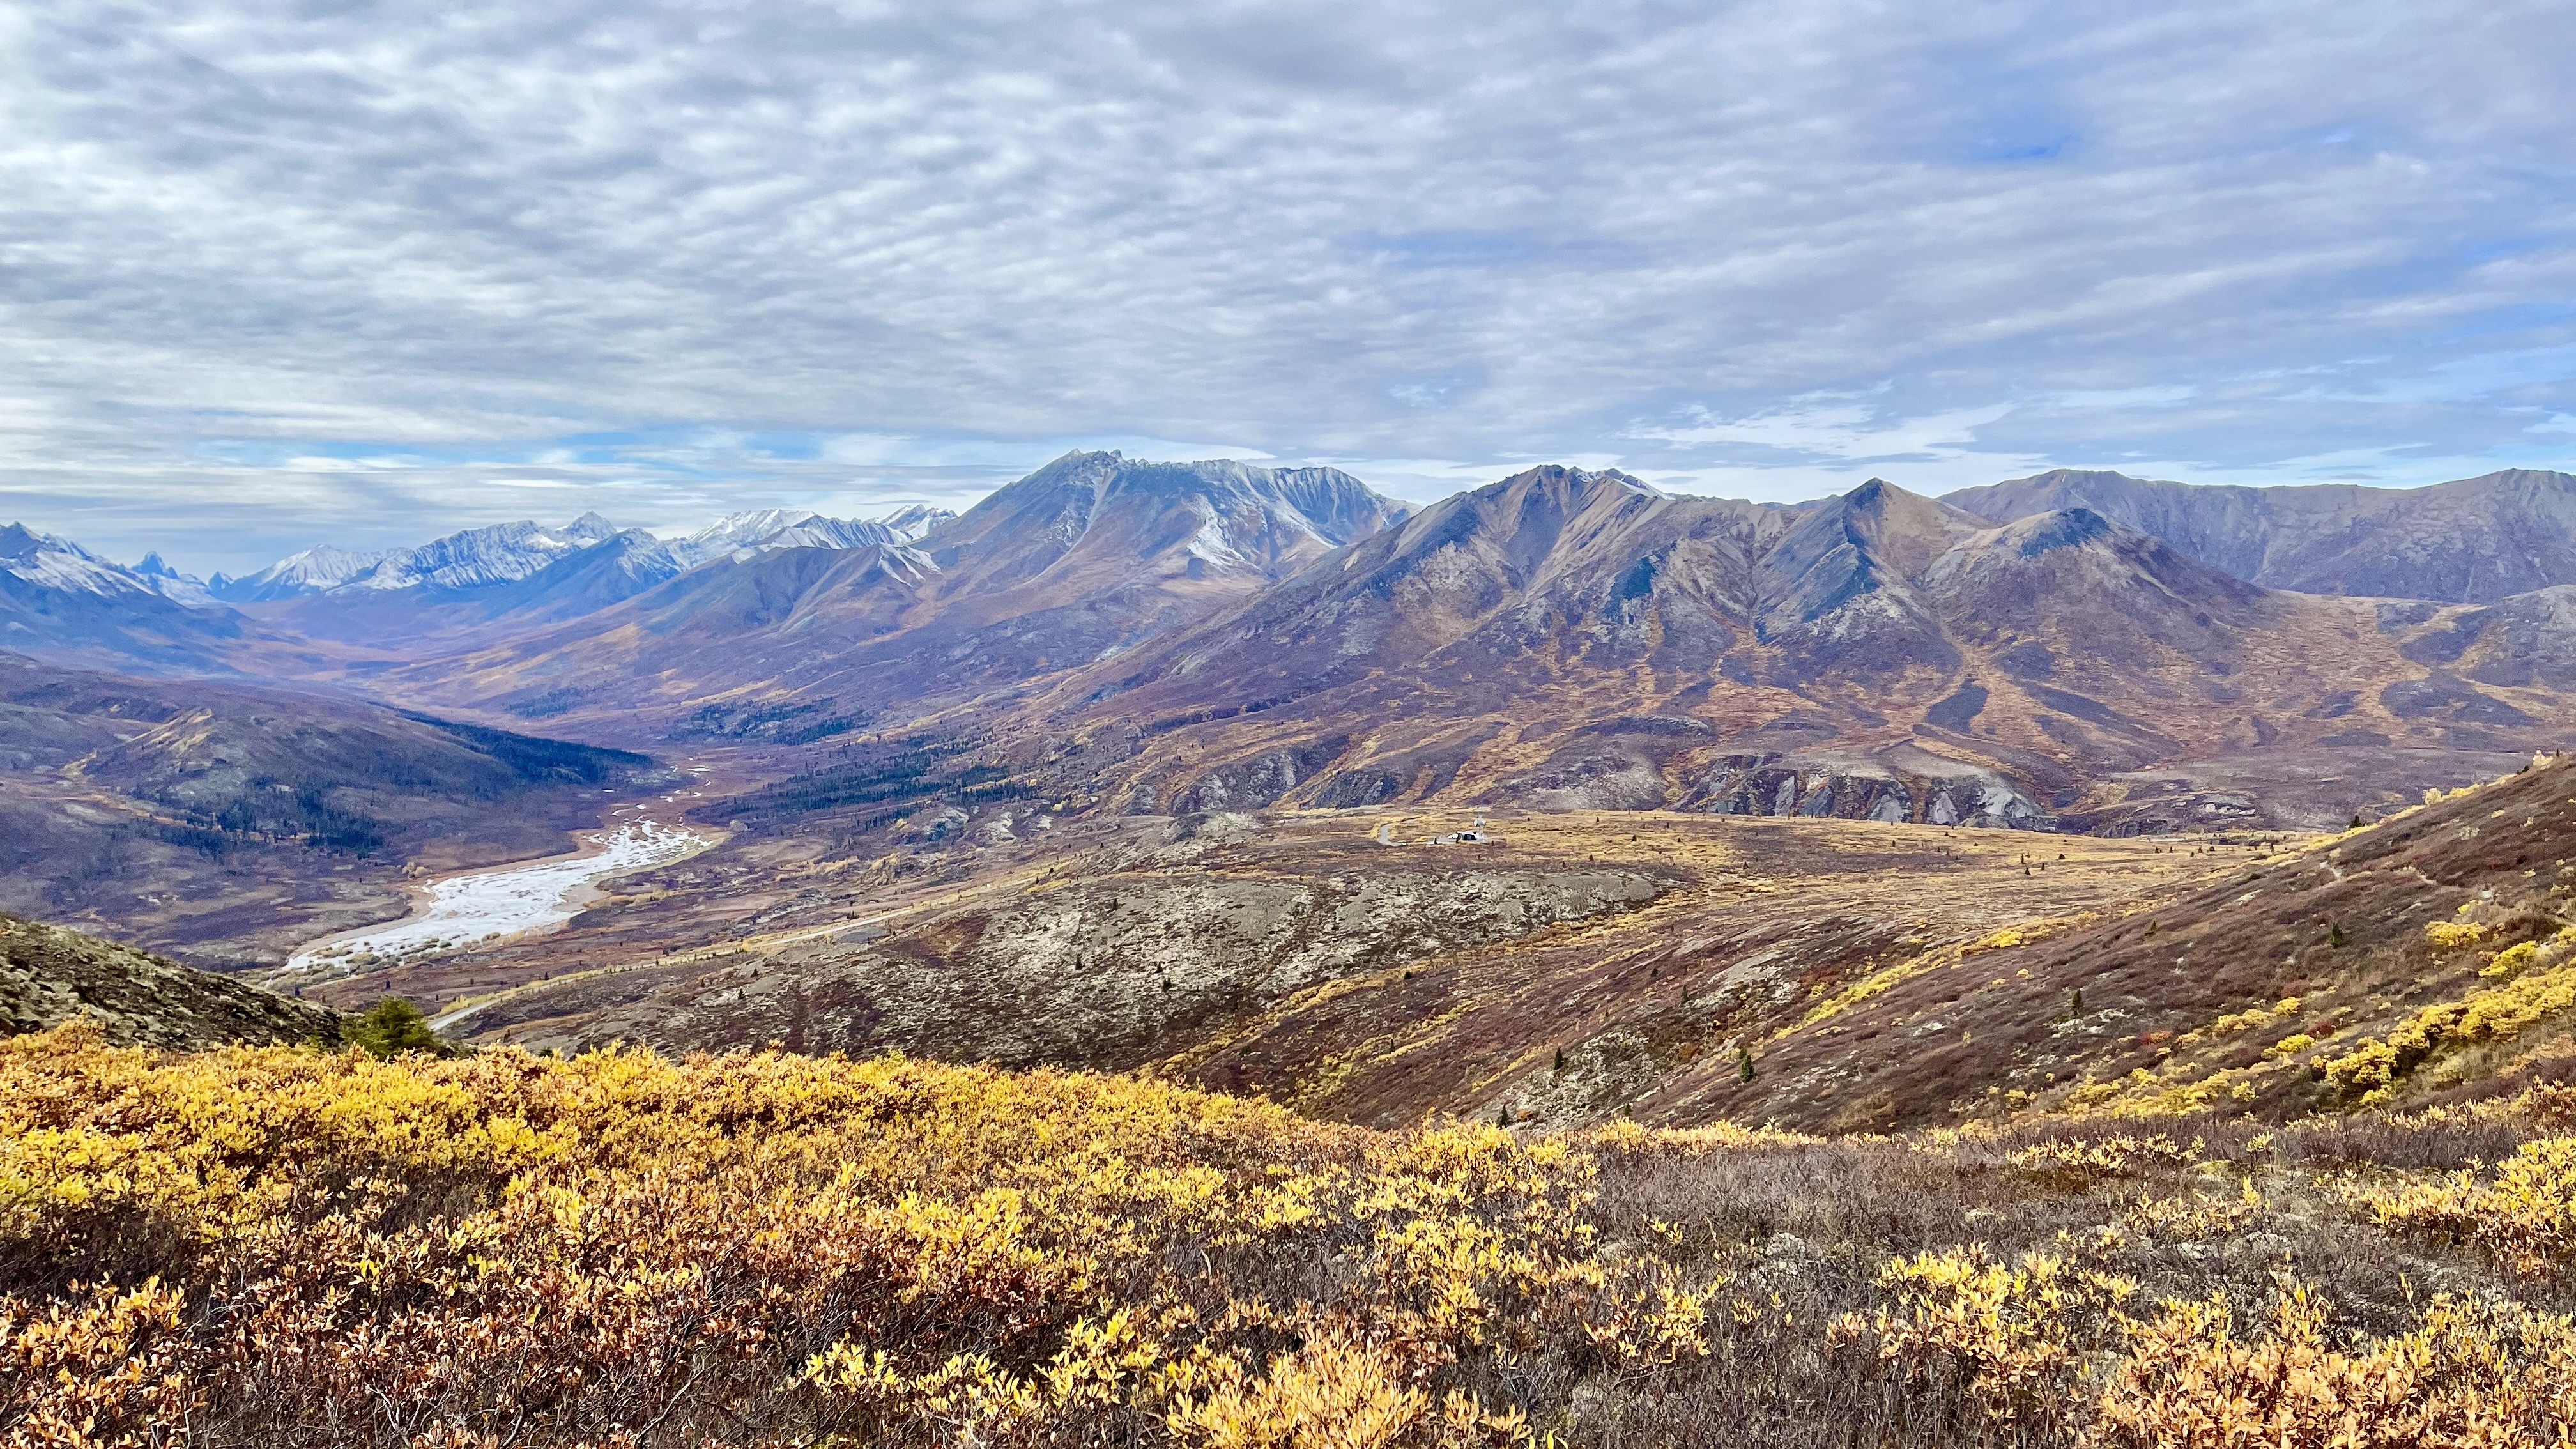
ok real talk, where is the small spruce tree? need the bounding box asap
[2329,921,2347,948]
[345,997,447,1059]
[2070,986,2085,1017]
[1552,1047,1566,1073]
[1737,1044,1754,1082]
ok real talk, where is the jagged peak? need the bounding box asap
[0,522,49,559]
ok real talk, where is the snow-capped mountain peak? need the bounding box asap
[214,516,631,601]
[0,523,229,610]
[1,523,156,599]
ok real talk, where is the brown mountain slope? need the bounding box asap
[1,911,341,1047]
[969,470,2573,832]
[1692,751,2576,1130]
[1944,466,2576,602]
[379,452,1408,732]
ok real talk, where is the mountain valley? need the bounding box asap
[4,452,2576,1134]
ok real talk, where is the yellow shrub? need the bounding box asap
[2095,1287,2576,1447]
[1873,1247,2133,1416]
[2007,1135,2200,1188]
[2482,940,2541,980]
[0,1022,1717,1447]
[2353,1135,2576,1276]
[2320,966,2576,1103]
[2425,920,2489,951]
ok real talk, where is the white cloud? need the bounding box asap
[0,0,2569,571]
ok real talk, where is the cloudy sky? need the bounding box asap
[5,0,2574,572]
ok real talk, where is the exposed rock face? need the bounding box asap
[1683,744,2046,827]
[0,912,341,1048]
[1945,467,2576,602]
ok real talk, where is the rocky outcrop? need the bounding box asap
[1,912,341,1048]
[488,861,1679,1068]
[1683,745,2048,827]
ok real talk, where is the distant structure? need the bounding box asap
[1426,816,1491,845]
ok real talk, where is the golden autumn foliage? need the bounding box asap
[3,1021,2573,1447]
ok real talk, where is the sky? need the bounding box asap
[4,1,2575,574]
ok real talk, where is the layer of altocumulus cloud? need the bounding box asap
[2,0,2573,572]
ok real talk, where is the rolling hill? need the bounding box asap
[1,911,342,1048]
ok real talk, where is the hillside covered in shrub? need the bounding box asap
[4,1022,2573,1446]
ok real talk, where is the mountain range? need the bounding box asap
[6,456,2576,843]
[385,453,1408,724]
[10,447,2576,1145]
[209,505,960,606]
[981,467,2568,833]
[1947,466,2576,602]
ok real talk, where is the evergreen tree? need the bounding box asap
[345,997,448,1059]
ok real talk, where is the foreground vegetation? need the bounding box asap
[3,1022,2573,1447]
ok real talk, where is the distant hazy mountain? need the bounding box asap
[2,523,173,602]
[207,542,388,601]
[872,504,957,540]
[666,506,957,567]
[389,452,1409,724]
[450,528,687,625]
[0,523,264,672]
[1943,467,2576,602]
[128,551,217,608]
[214,514,622,602]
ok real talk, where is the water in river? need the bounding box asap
[289,820,712,970]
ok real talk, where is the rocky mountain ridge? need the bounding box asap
[666,507,956,567]
[1943,466,2576,602]
[389,452,1413,726]
[941,469,2576,836]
